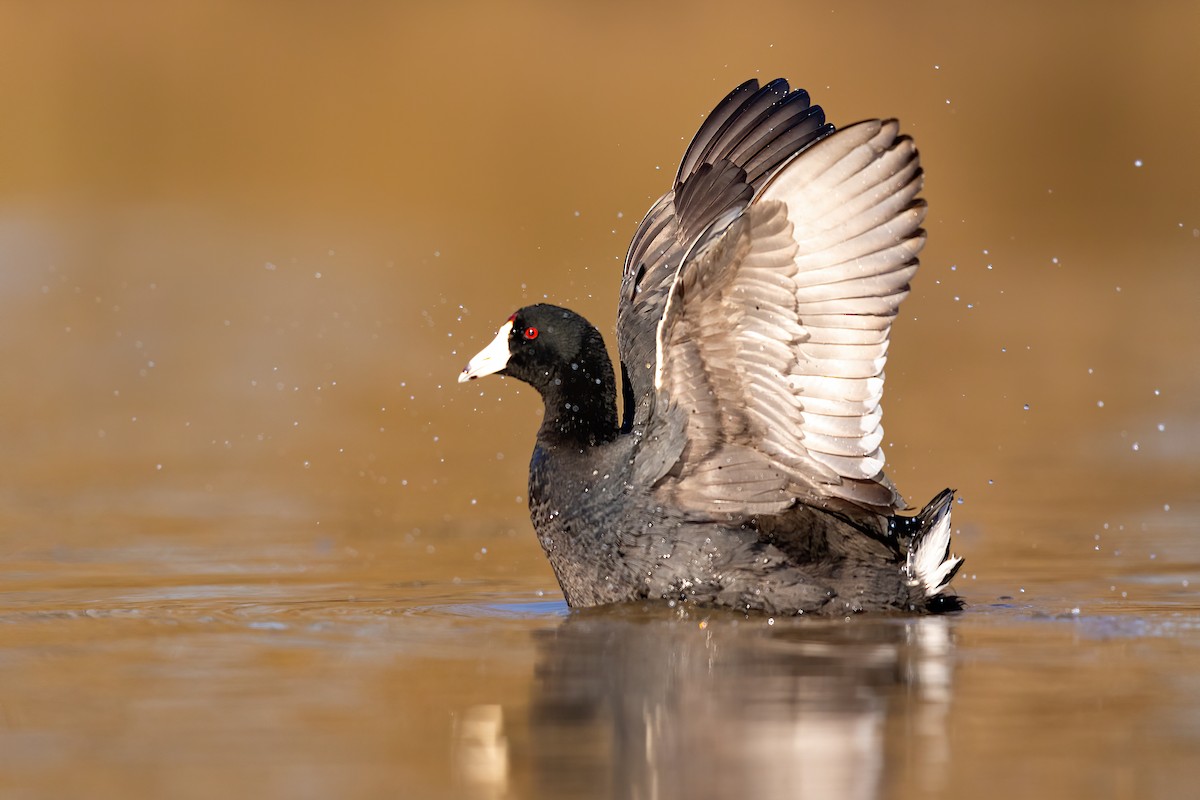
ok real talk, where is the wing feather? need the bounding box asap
[619,80,834,433]
[651,118,925,515]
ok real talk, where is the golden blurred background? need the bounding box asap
[0,0,1196,614]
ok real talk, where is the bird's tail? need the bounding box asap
[897,488,964,610]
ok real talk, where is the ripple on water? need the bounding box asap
[409,598,570,619]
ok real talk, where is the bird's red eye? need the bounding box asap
[523,326,539,340]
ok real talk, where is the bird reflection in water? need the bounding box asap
[455,609,955,799]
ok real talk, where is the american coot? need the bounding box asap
[459,79,963,614]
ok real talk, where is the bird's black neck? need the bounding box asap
[535,333,618,448]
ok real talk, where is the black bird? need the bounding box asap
[459,79,963,614]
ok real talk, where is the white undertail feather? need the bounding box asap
[906,498,963,597]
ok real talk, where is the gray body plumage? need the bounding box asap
[528,433,936,614]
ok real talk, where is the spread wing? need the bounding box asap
[650,119,925,517]
[617,79,833,432]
